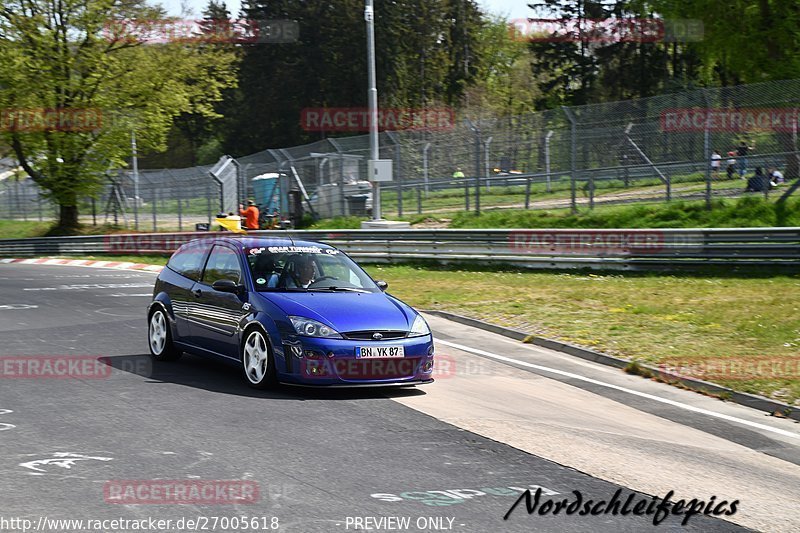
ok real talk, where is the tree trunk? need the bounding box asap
[58,203,79,231]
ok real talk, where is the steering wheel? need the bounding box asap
[306,276,337,287]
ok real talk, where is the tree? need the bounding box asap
[653,0,800,85]
[168,0,240,167]
[222,0,486,154]
[0,0,238,230]
[463,17,539,117]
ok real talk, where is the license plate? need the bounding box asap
[355,346,405,358]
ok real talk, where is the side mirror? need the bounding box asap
[212,279,242,294]
[376,280,388,292]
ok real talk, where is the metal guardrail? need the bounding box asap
[0,228,799,271]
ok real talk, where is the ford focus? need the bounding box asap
[146,237,435,388]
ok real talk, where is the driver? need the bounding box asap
[287,255,316,288]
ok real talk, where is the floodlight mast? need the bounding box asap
[365,0,381,220]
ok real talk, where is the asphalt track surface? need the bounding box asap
[0,264,798,532]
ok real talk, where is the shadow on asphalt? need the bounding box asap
[99,353,428,401]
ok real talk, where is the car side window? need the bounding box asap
[203,246,242,285]
[167,243,209,281]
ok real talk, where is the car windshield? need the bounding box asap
[245,245,379,293]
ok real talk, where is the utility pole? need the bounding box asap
[366,0,381,220]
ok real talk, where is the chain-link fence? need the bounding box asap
[1,79,798,228]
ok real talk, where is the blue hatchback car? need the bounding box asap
[147,237,435,388]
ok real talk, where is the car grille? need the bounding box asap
[337,357,421,380]
[342,330,408,341]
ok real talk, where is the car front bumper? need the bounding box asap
[278,334,434,386]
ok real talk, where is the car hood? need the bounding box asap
[258,291,416,333]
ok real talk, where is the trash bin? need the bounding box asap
[347,194,369,216]
[215,215,245,233]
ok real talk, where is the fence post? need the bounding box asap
[545,130,554,193]
[666,169,672,202]
[484,136,492,192]
[563,106,578,214]
[152,188,157,232]
[702,89,712,210]
[91,197,97,226]
[464,178,469,211]
[525,177,531,209]
[422,142,431,196]
[5,181,12,218]
[177,180,183,232]
[206,179,212,225]
[394,182,401,217]
[17,180,27,221]
[386,131,403,217]
[417,186,422,214]
[132,173,139,231]
[465,118,482,204]
[474,175,480,214]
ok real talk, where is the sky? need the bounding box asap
[160,0,531,21]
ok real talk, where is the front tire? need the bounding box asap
[241,327,276,389]
[148,308,181,361]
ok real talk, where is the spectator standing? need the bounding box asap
[736,140,755,178]
[710,150,721,179]
[726,152,736,179]
[239,200,260,230]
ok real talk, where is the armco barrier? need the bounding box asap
[0,228,798,270]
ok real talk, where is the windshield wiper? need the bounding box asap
[306,286,369,293]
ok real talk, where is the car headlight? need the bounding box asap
[289,316,342,338]
[408,314,430,337]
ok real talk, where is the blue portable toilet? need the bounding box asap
[252,173,280,211]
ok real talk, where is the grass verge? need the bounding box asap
[449,196,800,229]
[368,264,800,405]
[305,196,800,230]
[0,220,56,239]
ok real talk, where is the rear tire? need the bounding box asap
[241,327,276,389]
[148,308,182,362]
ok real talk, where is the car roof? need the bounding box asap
[183,236,335,252]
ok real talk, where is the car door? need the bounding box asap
[162,242,211,341]
[188,244,249,359]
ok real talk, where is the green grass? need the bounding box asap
[365,264,800,405]
[303,196,800,230]
[0,220,54,239]
[307,216,368,230]
[377,171,742,217]
[449,196,800,229]
[0,221,162,238]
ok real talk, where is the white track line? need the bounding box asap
[438,339,800,441]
